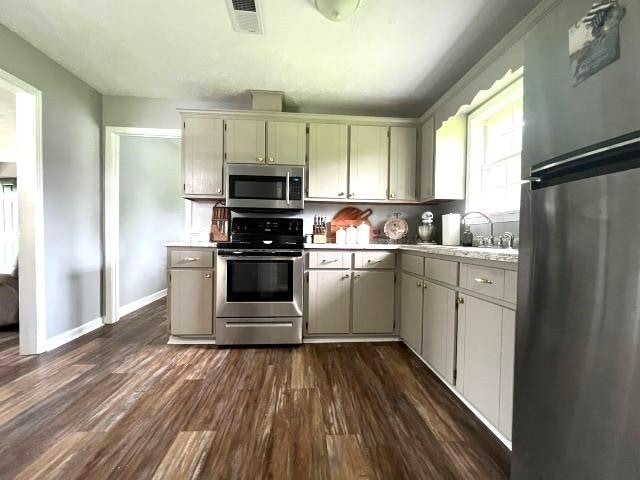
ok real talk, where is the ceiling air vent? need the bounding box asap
[226,0,264,34]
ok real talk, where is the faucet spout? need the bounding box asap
[461,211,495,244]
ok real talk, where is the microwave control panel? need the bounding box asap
[289,177,302,200]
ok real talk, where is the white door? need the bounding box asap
[307,123,348,199]
[456,295,503,425]
[169,269,214,335]
[183,117,224,196]
[499,308,516,439]
[389,126,417,201]
[419,117,435,201]
[400,273,423,353]
[266,121,306,165]
[421,281,457,383]
[307,270,351,334]
[352,270,395,334]
[224,119,266,164]
[349,125,389,200]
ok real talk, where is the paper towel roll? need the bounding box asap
[442,213,461,246]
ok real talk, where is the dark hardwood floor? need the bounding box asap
[0,299,509,479]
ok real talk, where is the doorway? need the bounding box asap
[104,127,182,324]
[0,68,45,355]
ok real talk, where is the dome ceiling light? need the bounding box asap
[314,0,362,22]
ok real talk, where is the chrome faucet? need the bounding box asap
[461,211,494,246]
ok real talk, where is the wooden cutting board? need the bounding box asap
[329,207,374,242]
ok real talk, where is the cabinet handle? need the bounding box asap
[204,273,212,278]
[390,193,396,199]
[268,157,275,163]
[457,296,465,305]
[321,259,338,263]
[367,259,381,264]
[257,157,264,163]
[338,192,345,197]
[474,278,494,284]
[416,281,422,287]
[354,273,361,279]
[216,188,222,194]
[423,283,428,289]
[343,274,350,279]
[348,193,355,198]
[184,257,200,262]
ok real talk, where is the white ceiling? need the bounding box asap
[0,0,541,116]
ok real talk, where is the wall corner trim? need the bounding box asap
[46,316,104,352]
[119,289,167,319]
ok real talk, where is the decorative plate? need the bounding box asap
[383,213,409,241]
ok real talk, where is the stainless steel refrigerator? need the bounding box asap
[512,131,640,479]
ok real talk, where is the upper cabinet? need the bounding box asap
[389,126,417,201]
[266,121,306,165]
[224,119,266,164]
[307,123,348,199]
[182,116,224,197]
[433,116,466,199]
[419,117,435,201]
[349,125,389,200]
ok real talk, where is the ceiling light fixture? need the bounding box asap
[314,0,362,22]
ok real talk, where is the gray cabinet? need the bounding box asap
[307,123,348,199]
[389,126,417,201]
[433,116,466,199]
[352,270,395,334]
[183,116,224,196]
[169,269,214,335]
[349,125,389,200]
[421,281,457,384]
[266,121,306,165]
[400,273,423,353]
[224,119,266,164]
[307,270,351,334]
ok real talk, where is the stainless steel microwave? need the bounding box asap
[225,164,304,210]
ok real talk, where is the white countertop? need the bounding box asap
[166,241,518,263]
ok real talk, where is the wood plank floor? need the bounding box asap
[0,299,509,479]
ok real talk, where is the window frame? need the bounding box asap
[465,77,524,224]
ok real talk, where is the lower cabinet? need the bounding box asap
[400,273,423,353]
[457,294,515,439]
[422,281,457,384]
[307,270,351,334]
[169,269,214,335]
[352,271,395,334]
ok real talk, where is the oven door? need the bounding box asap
[225,164,304,210]
[216,250,304,318]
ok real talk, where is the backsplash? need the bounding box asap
[187,200,520,245]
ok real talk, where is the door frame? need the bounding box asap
[103,127,181,324]
[0,68,46,355]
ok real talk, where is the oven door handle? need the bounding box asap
[286,171,290,206]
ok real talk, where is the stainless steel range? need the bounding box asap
[215,217,304,345]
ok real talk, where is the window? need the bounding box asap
[466,78,523,221]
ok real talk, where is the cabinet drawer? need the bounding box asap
[402,254,424,276]
[425,258,458,286]
[461,264,505,300]
[354,251,395,270]
[308,251,351,269]
[170,250,214,268]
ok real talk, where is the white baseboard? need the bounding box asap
[168,335,216,345]
[119,289,167,318]
[46,316,104,352]
[402,341,512,450]
[303,336,400,344]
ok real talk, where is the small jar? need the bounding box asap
[345,225,358,245]
[356,222,370,245]
[336,227,347,245]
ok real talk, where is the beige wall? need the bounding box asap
[0,87,16,163]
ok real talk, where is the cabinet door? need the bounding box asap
[224,119,266,164]
[308,123,348,199]
[422,281,457,383]
[499,308,515,440]
[419,117,435,201]
[456,295,502,425]
[349,125,389,200]
[389,126,417,201]
[433,115,466,199]
[267,121,306,165]
[352,271,395,334]
[183,117,224,196]
[307,270,351,334]
[400,273,423,353]
[169,269,213,335]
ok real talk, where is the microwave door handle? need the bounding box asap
[286,171,290,206]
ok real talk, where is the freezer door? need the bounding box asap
[513,163,640,479]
